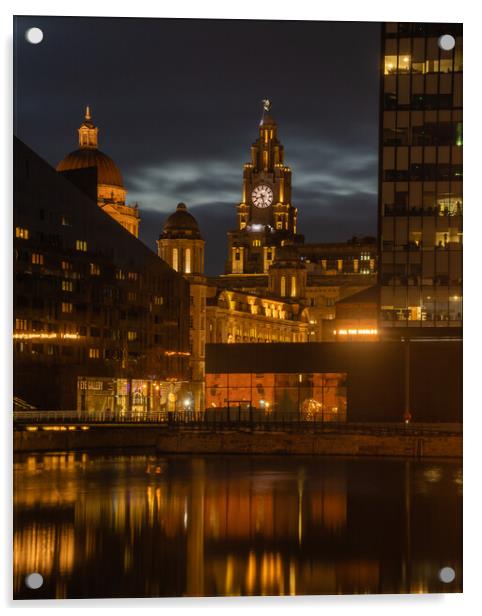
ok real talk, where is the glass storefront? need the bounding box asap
[76,377,191,416]
[205,372,347,422]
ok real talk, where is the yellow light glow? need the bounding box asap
[13,332,80,340]
[164,351,190,356]
[335,328,378,336]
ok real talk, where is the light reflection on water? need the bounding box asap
[13,453,462,598]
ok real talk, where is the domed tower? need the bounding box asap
[57,107,140,237]
[158,203,206,412]
[268,245,307,300]
[157,203,204,274]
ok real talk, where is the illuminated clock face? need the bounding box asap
[252,185,274,208]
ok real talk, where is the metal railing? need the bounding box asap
[13,409,461,436]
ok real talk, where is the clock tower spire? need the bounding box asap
[226,100,304,275]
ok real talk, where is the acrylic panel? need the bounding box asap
[13,16,462,599]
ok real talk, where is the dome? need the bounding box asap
[161,203,202,240]
[57,148,124,187]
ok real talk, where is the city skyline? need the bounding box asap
[14,17,380,274]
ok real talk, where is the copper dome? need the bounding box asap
[161,203,202,240]
[57,148,124,187]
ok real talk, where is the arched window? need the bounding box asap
[172,248,178,271]
[280,276,286,297]
[291,275,297,297]
[185,248,191,274]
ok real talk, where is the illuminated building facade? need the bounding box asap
[158,203,310,410]
[206,340,462,422]
[57,107,140,237]
[221,103,378,341]
[14,138,190,410]
[378,23,463,336]
[157,203,207,411]
[205,286,309,343]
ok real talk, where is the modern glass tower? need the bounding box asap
[378,22,462,338]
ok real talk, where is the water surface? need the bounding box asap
[14,452,462,598]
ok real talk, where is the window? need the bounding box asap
[61,215,71,226]
[116,269,125,280]
[62,280,73,292]
[127,330,137,341]
[291,276,297,298]
[280,276,286,297]
[128,291,137,302]
[185,248,191,274]
[31,253,43,265]
[154,296,163,305]
[90,263,100,276]
[61,302,73,313]
[235,252,240,261]
[89,348,100,359]
[384,54,411,75]
[128,272,139,281]
[15,318,28,330]
[252,240,262,247]
[61,260,72,271]
[16,227,29,239]
[172,248,179,271]
[76,240,87,252]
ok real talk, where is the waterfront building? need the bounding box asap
[57,107,140,237]
[219,102,378,341]
[205,340,462,422]
[378,22,463,338]
[14,137,190,411]
[157,203,207,412]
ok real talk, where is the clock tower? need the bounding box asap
[226,100,304,275]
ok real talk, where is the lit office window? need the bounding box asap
[76,240,87,252]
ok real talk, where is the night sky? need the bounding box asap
[14,17,380,275]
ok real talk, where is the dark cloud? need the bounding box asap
[14,16,380,275]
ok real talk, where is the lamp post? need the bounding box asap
[403,338,412,425]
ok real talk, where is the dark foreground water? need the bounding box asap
[13,452,462,599]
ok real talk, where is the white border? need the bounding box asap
[1,1,479,614]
